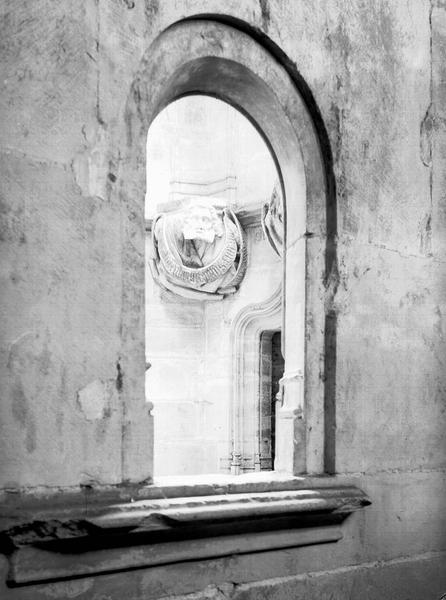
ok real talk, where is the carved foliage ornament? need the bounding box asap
[261,181,284,257]
[150,199,247,300]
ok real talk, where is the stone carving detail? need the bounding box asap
[261,181,284,256]
[230,285,282,474]
[150,198,247,300]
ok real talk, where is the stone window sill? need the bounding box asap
[0,474,370,586]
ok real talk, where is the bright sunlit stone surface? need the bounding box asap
[145,96,282,477]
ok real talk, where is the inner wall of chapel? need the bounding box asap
[145,97,281,476]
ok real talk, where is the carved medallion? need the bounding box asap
[149,198,247,300]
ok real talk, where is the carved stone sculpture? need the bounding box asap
[150,198,247,300]
[261,181,284,256]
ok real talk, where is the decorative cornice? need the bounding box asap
[146,206,263,232]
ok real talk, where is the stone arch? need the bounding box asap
[119,18,333,477]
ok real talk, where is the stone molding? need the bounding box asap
[146,206,264,233]
[0,485,370,586]
[230,286,282,474]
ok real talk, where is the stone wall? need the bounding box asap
[0,1,445,598]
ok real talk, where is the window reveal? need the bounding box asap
[125,19,328,480]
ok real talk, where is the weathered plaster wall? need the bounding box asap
[0,0,445,598]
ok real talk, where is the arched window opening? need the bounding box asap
[121,19,329,481]
[145,95,286,477]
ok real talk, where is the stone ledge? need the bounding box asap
[0,485,370,586]
[145,206,263,232]
[7,525,343,586]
